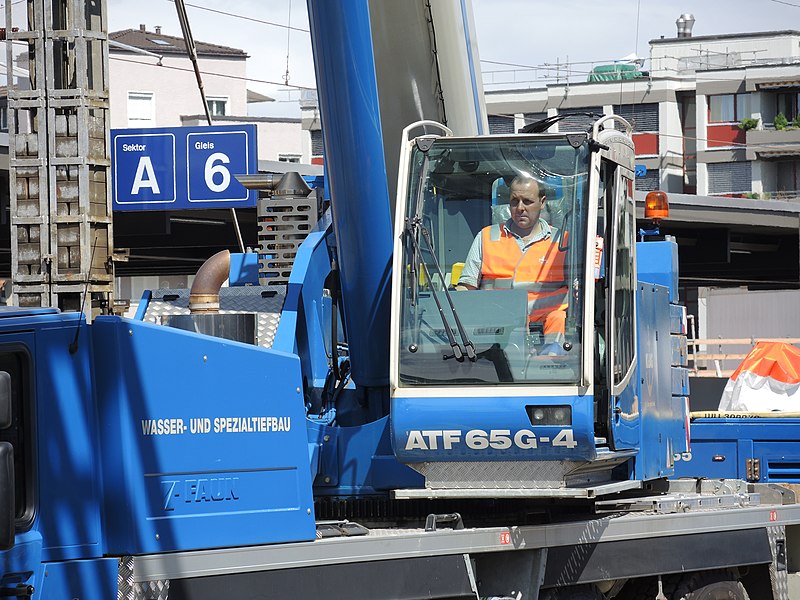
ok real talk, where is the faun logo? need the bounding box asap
[162,477,239,511]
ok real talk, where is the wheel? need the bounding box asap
[674,571,750,600]
[616,571,750,600]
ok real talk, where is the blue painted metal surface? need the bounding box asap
[0,530,42,592]
[611,382,640,451]
[91,317,315,554]
[675,418,800,483]
[133,290,151,320]
[309,417,423,495]
[0,311,105,592]
[229,252,260,286]
[272,221,331,385]
[307,0,394,388]
[634,284,687,480]
[33,322,104,563]
[637,240,679,303]
[392,395,596,462]
[37,557,119,600]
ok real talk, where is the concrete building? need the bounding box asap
[483,26,800,203]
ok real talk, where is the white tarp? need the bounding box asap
[718,342,800,412]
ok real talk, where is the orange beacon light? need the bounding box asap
[644,190,669,223]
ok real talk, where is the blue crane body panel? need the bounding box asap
[90,317,316,554]
[392,394,597,462]
[675,417,800,483]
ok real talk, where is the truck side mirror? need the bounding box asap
[0,371,11,429]
[0,442,14,550]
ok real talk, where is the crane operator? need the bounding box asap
[456,174,568,346]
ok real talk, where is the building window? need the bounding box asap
[776,93,800,121]
[127,91,155,127]
[776,160,800,198]
[310,129,324,156]
[557,107,603,132]
[206,97,228,117]
[709,93,750,123]
[488,114,514,134]
[708,161,752,195]
[523,112,548,125]
[278,153,301,163]
[0,105,7,132]
[635,169,660,192]
[613,103,659,132]
[520,112,549,132]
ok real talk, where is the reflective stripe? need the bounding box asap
[481,278,565,293]
[528,291,568,313]
[518,281,567,293]
[480,278,513,290]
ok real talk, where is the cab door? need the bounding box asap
[607,166,640,450]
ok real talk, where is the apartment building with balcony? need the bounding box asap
[484,27,800,203]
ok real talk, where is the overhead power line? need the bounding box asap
[766,0,800,7]
[110,54,316,90]
[166,0,310,33]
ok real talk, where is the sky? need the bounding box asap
[102,0,800,117]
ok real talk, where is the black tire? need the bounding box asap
[674,571,750,600]
[616,570,749,600]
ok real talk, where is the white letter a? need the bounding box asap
[131,156,161,195]
[405,431,428,451]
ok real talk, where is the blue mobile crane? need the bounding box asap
[0,1,795,599]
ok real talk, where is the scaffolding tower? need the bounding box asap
[5,0,113,318]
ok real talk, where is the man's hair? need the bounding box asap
[509,174,548,199]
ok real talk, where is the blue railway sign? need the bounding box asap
[112,125,257,211]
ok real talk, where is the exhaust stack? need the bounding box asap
[188,249,230,314]
[676,14,695,38]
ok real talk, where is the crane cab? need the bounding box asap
[388,117,688,498]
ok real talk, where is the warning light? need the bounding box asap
[644,191,669,222]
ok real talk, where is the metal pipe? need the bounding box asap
[235,173,277,191]
[189,249,230,314]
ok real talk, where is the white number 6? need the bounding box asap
[205,152,231,193]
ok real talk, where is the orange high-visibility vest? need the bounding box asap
[480,223,568,325]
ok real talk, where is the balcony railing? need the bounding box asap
[745,127,800,160]
[709,190,800,202]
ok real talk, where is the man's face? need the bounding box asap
[509,180,544,233]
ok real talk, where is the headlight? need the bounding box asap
[525,405,572,426]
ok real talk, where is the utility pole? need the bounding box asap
[5,0,113,319]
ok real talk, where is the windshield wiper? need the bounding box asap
[409,217,477,362]
[405,219,465,361]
